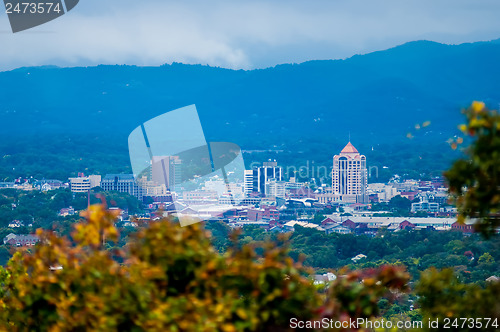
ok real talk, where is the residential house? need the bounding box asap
[8,220,23,228]
[3,233,39,246]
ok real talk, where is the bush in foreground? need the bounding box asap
[0,204,408,331]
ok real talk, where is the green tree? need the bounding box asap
[388,195,412,211]
[445,101,500,237]
[416,268,500,331]
[478,252,494,265]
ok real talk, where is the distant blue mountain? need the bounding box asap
[1,39,500,149]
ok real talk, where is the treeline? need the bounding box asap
[204,221,500,325]
[0,188,143,228]
[205,221,500,285]
[0,134,130,181]
[0,134,460,184]
[0,189,143,265]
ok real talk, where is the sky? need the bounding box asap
[1,0,500,71]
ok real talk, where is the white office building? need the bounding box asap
[69,175,101,193]
[244,160,282,197]
[265,179,286,199]
[244,170,254,196]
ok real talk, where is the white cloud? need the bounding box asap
[0,0,499,70]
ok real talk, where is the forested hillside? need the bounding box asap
[4,40,500,181]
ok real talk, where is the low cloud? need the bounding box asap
[0,0,499,70]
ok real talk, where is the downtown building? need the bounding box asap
[151,156,182,192]
[134,156,181,199]
[101,174,144,200]
[69,174,101,193]
[244,160,283,197]
[331,142,368,204]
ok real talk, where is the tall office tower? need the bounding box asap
[253,160,283,196]
[243,170,254,196]
[151,156,181,191]
[332,142,368,204]
[244,160,283,197]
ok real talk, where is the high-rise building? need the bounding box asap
[244,160,283,196]
[151,156,181,191]
[258,160,282,195]
[101,174,144,200]
[244,170,255,196]
[332,142,368,204]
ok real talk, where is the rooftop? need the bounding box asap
[103,174,135,180]
[340,142,359,154]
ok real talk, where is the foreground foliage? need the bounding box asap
[417,268,500,331]
[0,204,408,331]
[445,101,500,237]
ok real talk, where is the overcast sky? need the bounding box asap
[1,0,499,71]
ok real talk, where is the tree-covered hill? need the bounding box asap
[1,39,499,180]
[1,39,500,144]
[206,221,500,285]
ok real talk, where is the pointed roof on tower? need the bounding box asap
[340,142,359,154]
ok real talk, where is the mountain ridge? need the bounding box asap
[1,39,499,149]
